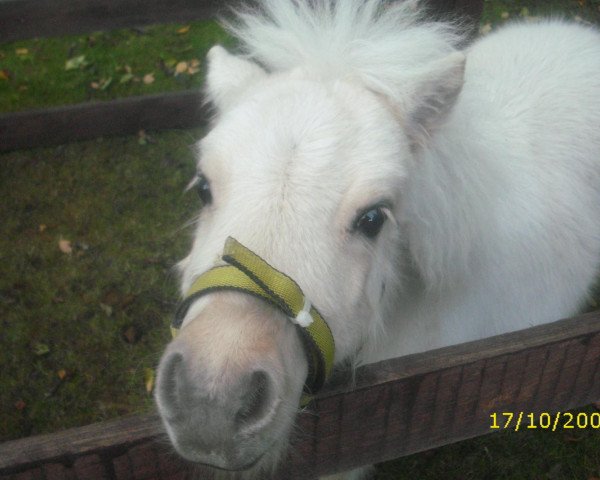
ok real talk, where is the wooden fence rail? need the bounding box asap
[0,91,208,152]
[2,310,599,479]
[0,0,483,153]
[0,0,483,43]
[0,0,223,43]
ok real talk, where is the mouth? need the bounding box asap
[181,445,268,473]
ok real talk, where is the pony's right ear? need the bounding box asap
[205,45,267,112]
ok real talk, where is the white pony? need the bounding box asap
[155,1,600,478]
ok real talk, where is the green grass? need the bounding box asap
[0,131,200,439]
[481,0,600,25]
[1,1,600,479]
[0,21,232,112]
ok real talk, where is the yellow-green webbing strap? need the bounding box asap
[171,265,272,336]
[171,237,335,401]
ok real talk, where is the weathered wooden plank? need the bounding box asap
[0,0,223,43]
[0,0,483,43]
[0,90,209,152]
[1,310,599,479]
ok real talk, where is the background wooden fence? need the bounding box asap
[2,311,600,479]
[0,0,483,152]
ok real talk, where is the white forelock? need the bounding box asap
[223,0,465,100]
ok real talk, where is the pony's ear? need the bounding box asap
[205,45,267,111]
[402,52,466,148]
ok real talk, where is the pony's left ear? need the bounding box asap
[205,45,267,112]
[401,52,466,147]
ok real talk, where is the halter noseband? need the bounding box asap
[171,237,335,405]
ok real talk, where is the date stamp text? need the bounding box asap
[490,412,600,431]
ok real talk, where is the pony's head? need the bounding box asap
[155,0,466,475]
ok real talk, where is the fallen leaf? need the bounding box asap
[33,342,50,356]
[177,25,190,35]
[144,368,155,393]
[120,293,136,309]
[101,289,121,306]
[122,325,139,344]
[0,69,10,81]
[143,73,155,84]
[15,400,26,411]
[137,129,155,145]
[138,129,148,145]
[99,77,112,91]
[479,23,492,35]
[187,65,200,75]
[190,59,200,68]
[175,61,188,75]
[120,72,134,84]
[38,224,47,232]
[65,55,88,71]
[15,48,29,56]
[100,302,113,316]
[58,238,72,254]
[57,369,67,380]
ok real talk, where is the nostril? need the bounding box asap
[157,352,184,418]
[234,370,273,430]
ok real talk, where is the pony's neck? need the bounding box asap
[401,103,504,291]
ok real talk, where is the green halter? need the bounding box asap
[171,237,335,404]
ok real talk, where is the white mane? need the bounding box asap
[223,0,466,101]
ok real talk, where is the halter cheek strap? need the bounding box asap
[171,237,335,405]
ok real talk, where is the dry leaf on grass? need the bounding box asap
[100,302,113,316]
[65,55,89,70]
[177,25,190,35]
[144,368,155,393]
[91,77,112,91]
[33,342,50,356]
[58,238,72,254]
[120,72,134,84]
[174,59,201,76]
[143,73,155,84]
[122,325,141,344]
[16,48,29,56]
[175,61,188,75]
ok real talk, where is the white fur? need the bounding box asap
[157,2,600,479]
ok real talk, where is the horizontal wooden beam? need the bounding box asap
[0,0,483,43]
[0,0,224,43]
[1,310,599,479]
[0,90,209,152]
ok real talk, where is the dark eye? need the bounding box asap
[196,174,212,205]
[354,206,387,239]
